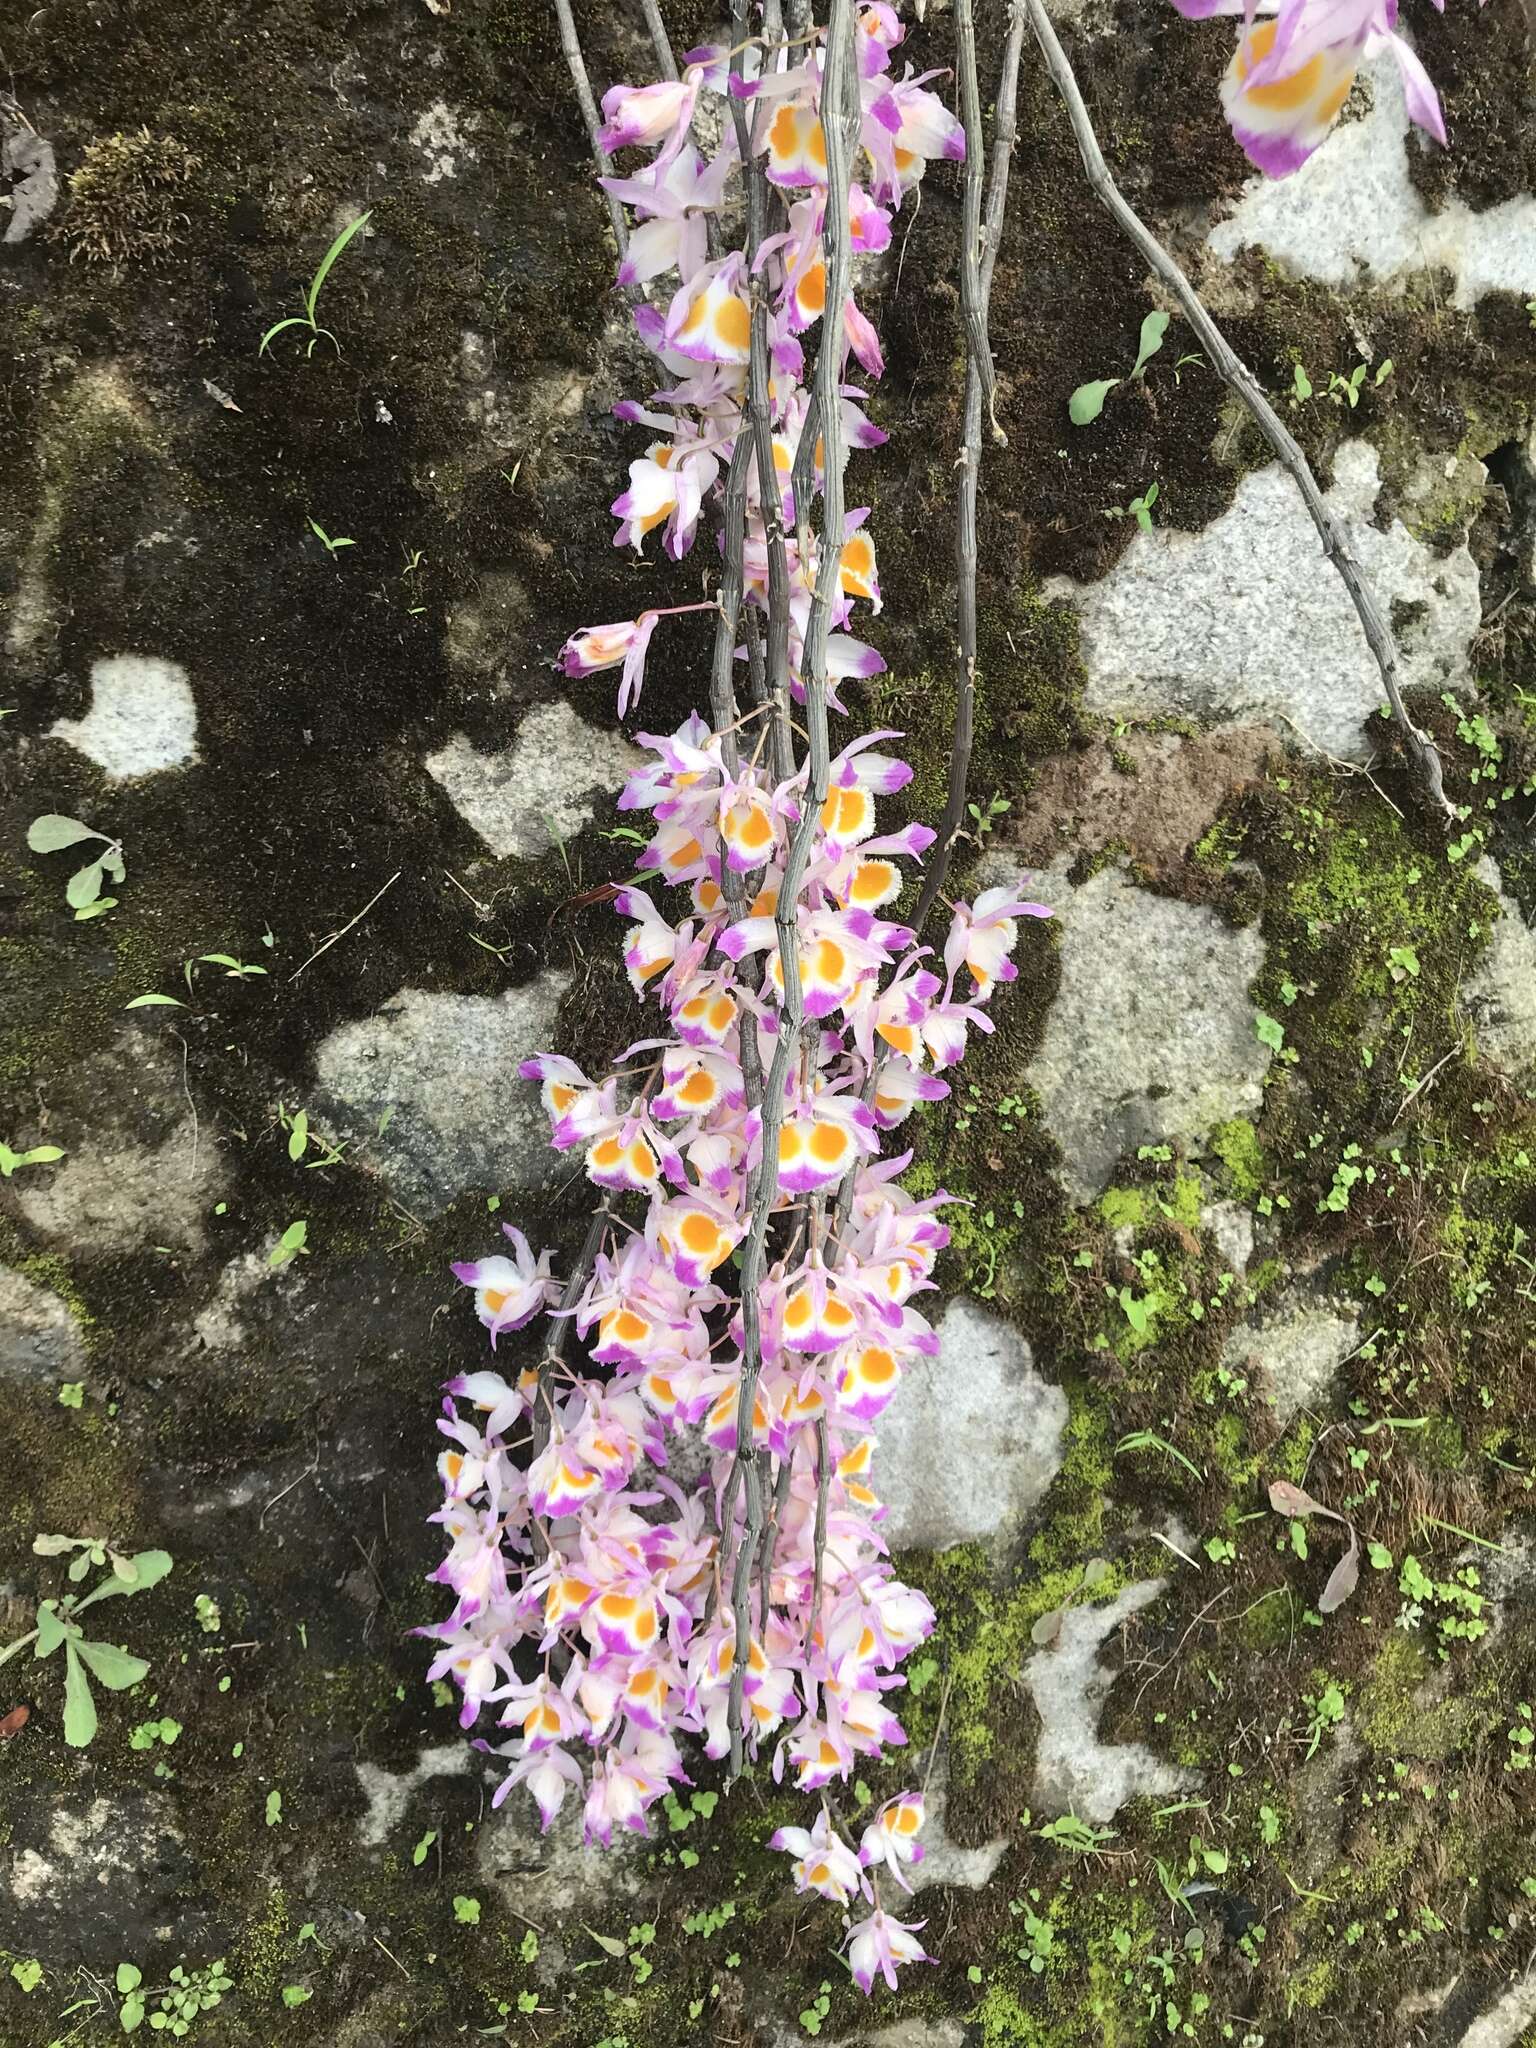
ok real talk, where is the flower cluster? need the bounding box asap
[1170,0,1476,179]
[425,0,1049,1993]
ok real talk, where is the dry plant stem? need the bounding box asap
[911,0,1024,942]
[640,0,679,80]
[553,0,634,270]
[1022,0,1455,823]
[726,0,860,1780]
[527,1202,612,1557]
[729,82,798,789]
[954,0,1005,449]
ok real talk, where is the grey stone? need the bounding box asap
[1463,863,1536,1076]
[1025,1580,1195,1825]
[852,2027,966,2048]
[477,1783,641,1928]
[13,1034,223,1254]
[1221,1294,1361,1427]
[1203,1199,1254,1276]
[356,1743,474,1849]
[5,1792,217,1965]
[0,1267,87,1388]
[1047,442,1480,764]
[772,2021,966,2048]
[1454,1974,1536,2048]
[190,1252,271,1352]
[49,654,199,778]
[313,973,570,1212]
[876,1297,1067,1551]
[1208,54,1536,312]
[1025,863,1271,1202]
[906,1750,1006,1895]
[2,124,58,245]
[426,699,642,861]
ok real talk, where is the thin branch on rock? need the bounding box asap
[554,0,634,271]
[1021,0,1456,824]
[911,0,1025,941]
[640,0,680,80]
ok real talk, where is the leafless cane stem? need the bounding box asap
[640,0,680,80]
[1021,0,1455,823]
[527,1202,613,1554]
[727,0,861,1781]
[911,0,1025,942]
[728,72,798,790]
[553,0,633,268]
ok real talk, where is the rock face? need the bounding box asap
[426,700,642,861]
[1222,1294,1362,1428]
[1049,442,1481,762]
[1025,1581,1195,1825]
[3,4,1534,2045]
[1026,863,1271,1200]
[1208,54,1536,310]
[313,974,571,1211]
[0,1269,87,1389]
[876,1297,1067,1551]
[11,1032,224,1253]
[1463,862,1536,1075]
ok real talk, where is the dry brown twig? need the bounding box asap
[1022,0,1457,827]
[911,0,1026,937]
[553,0,634,273]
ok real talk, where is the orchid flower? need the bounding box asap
[428,8,1054,2003]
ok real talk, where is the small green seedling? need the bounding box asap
[26,813,126,919]
[269,1221,309,1269]
[966,793,1010,843]
[1070,310,1170,425]
[278,1103,349,1169]
[0,1538,172,1747]
[307,518,355,556]
[1105,481,1160,532]
[0,1139,64,1178]
[259,209,373,357]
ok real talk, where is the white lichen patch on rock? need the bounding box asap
[1025,1580,1195,1825]
[190,1251,272,1353]
[409,101,478,183]
[313,973,570,1211]
[49,654,198,778]
[426,700,642,862]
[1048,442,1481,763]
[1208,54,1536,311]
[1023,863,1270,1202]
[875,1297,1067,1551]
[1463,859,1536,1077]
[1221,1292,1362,1428]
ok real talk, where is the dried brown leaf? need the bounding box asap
[1318,1535,1361,1614]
